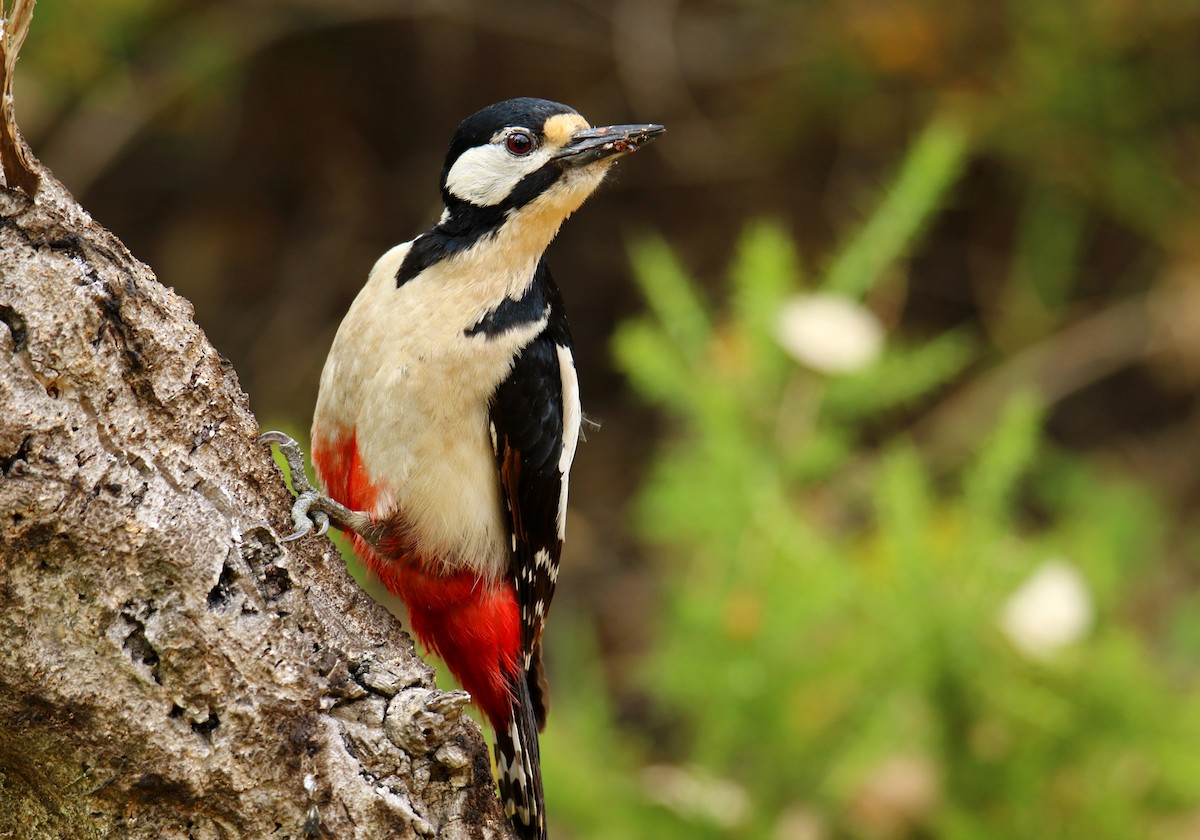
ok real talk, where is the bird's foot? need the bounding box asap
[258,430,360,542]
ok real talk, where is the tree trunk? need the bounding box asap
[0,11,513,838]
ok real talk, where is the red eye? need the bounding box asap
[506,131,534,156]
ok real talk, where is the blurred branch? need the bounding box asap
[0,0,38,195]
[916,297,1152,464]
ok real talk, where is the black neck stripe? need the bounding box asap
[396,161,564,288]
[464,279,550,339]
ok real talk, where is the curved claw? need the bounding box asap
[256,430,295,447]
[281,502,312,541]
[285,491,331,542]
[314,512,330,537]
[282,522,312,543]
[260,430,364,545]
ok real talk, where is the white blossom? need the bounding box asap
[999,559,1094,660]
[774,293,884,375]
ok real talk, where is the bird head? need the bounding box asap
[436,98,663,249]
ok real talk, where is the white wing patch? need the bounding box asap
[555,343,582,541]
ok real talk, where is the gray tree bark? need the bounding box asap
[0,6,514,838]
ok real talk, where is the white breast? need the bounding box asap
[314,242,547,579]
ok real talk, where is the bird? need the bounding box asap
[260,98,662,839]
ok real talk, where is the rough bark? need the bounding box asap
[0,24,514,840]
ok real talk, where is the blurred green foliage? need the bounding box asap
[542,116,1200,839]
[21,0,180,96]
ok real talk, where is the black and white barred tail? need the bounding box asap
[494,676,547,840]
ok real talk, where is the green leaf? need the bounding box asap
[612,319,696,412]
[823,114,971,299]
[823,329,978,420]
[1013,183,1087,312]
[963,392,1043,534]
[730,220,802,385]
[628,236,712,360]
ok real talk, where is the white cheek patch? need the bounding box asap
[445,143,552,207]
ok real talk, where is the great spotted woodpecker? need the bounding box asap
[261,98,662,839]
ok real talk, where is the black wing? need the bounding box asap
[487,260,577,703]
[485,259,579,840]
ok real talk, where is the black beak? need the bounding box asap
[554,123,665,168]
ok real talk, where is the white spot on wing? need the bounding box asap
[556,343,582,540]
